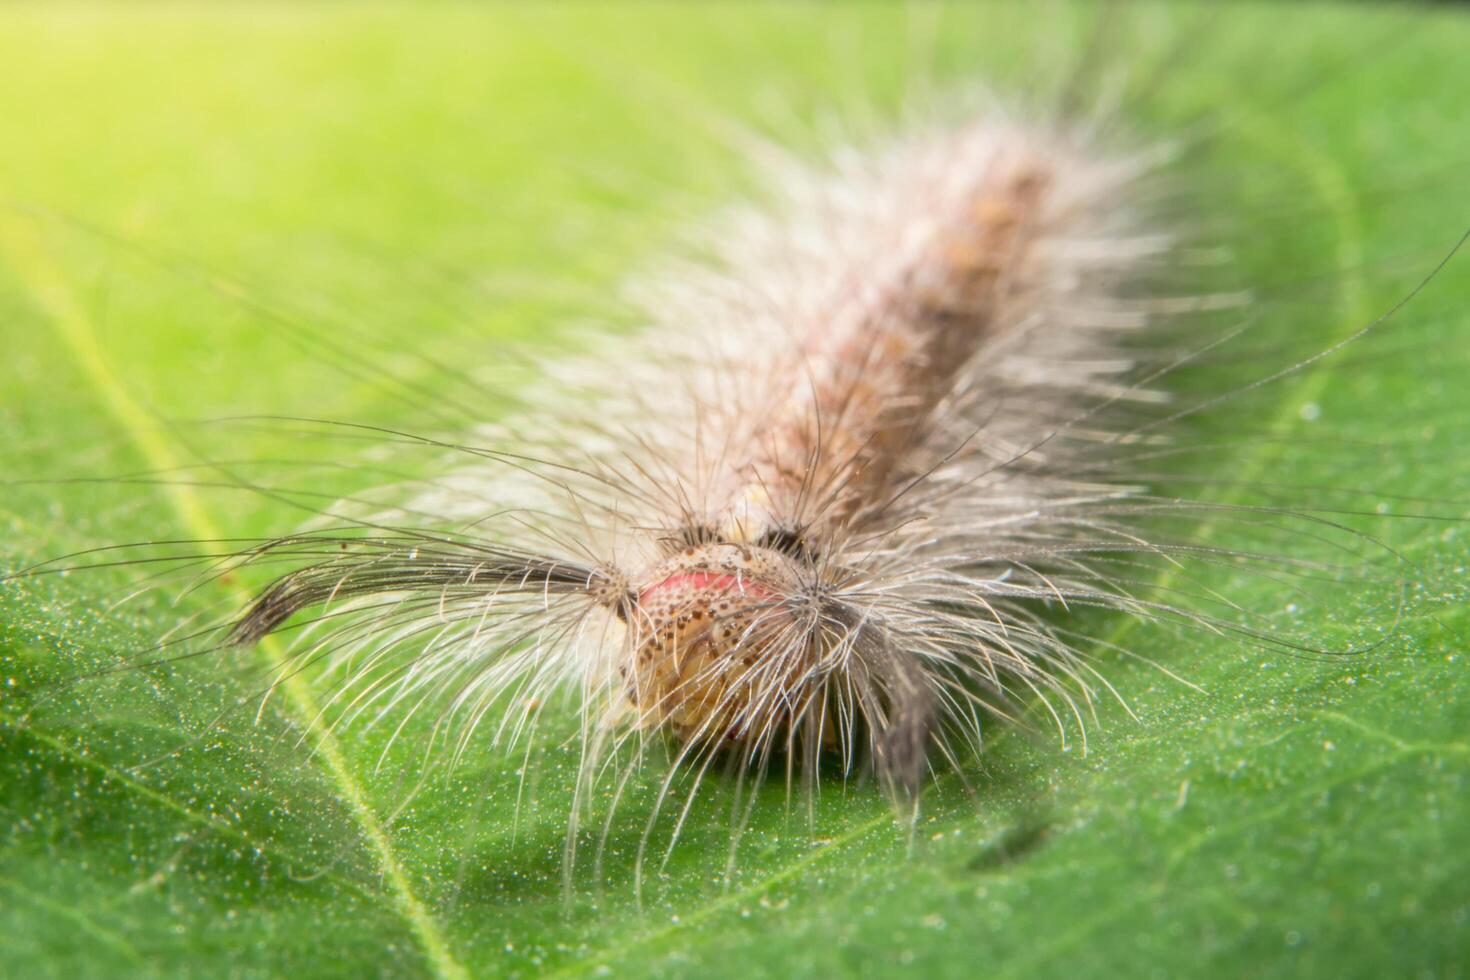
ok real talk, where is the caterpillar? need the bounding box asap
[222,120,1175,804]
[2,3,1467,969]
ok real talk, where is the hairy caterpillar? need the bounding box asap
[2,4,1469,975]
[224,121,1177,803]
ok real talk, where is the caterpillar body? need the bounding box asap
[222,120,1167,810]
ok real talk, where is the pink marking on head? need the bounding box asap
[638,571,774,606]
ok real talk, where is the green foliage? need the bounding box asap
[2,3,1468,977]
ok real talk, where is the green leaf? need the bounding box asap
[2,3,1468,977]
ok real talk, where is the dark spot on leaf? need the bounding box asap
[967,819,1052,873]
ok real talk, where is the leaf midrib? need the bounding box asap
[0,216,469,980]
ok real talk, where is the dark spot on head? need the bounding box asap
[756,525,813,561]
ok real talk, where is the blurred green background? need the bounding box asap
[2,3,1468,977]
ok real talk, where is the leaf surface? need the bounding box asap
[2,4,1468,977]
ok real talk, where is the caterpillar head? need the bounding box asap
[623,542,809,742]
[609,532,934,795]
